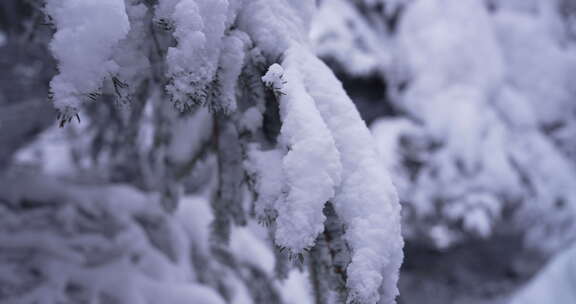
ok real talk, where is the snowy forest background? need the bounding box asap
[1,0,576,303]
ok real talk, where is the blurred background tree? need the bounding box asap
[311,0,576,302]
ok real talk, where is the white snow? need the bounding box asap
[38,1,407,303]
[45,0,130,113]
[162,0,228,108]
[262,61,342,252]
[249,2,404,300]
[291,46,403,304]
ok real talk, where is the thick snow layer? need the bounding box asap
[40,0,405,302]
[289,46,403,304]
[241,2,405,300]
[243,1,404,301]
[258,42,404,303]
[262,62,342,252]
[45,0,130,113]
[163,0,228,108]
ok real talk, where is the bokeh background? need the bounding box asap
[311,0,576,303]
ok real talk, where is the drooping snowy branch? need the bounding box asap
[41,1,405,303]
[262,62,342,253]
[291,46,403,304]
[245,1,403,299]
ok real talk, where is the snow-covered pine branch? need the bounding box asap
[39,0,404,303]
[45,0,130,124]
